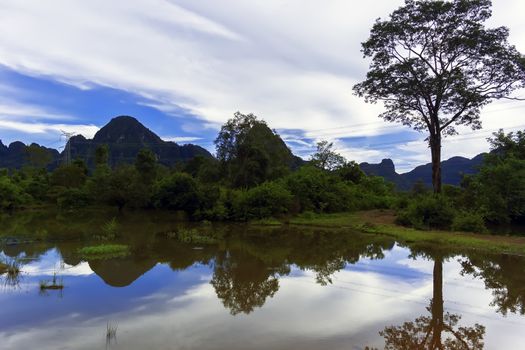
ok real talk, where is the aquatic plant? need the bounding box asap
[1,259,22,288]
[78,244,130,259]
[94,218,119,240]
[39,272,64,290]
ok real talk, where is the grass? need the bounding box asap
[1,259,22,287]
[78,244,130,259]
[249,218,283,226]
[277,210,525,256]
[166,228,218,244]
[39,272,64,290]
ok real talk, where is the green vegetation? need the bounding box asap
[285,211,525,256]
[78,244,130,259]
[353,0,524,194]
[166,228,218,245]
[1,111,525,241]
[39,272,64,290]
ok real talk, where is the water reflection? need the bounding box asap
[370,253,485,349]
[1,212,525,349]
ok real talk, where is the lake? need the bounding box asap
[1,210,525,349]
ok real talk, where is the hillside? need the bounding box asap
[0,116,212,169]
[360,154,486,190]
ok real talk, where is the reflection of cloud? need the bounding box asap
[2,246,525,349]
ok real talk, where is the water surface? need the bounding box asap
[1,211,525,349]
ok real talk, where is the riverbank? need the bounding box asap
[253,210,525,256]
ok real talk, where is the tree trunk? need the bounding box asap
[430,135,442,194]
[430,258,444,348]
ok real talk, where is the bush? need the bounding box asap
[396,194,455,230]
[235,181,293,220]
[56,187,90,209]
[154,173,201,214]
[285,166,353,213]
[451,212,487,233]
[0,176,26,210]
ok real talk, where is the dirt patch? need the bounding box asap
[358,210,397,225]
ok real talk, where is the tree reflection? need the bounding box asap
[370,255,485,349]
[460,253,525,316]
[210,251,290,315]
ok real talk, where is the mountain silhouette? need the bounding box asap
[0,116,212,169]
[66,115,212,168]
[360,154,485,189]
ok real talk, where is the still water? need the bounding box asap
[1,211,525,349]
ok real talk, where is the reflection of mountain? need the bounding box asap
[88,258,157,287]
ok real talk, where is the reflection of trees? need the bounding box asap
[210,251,289,315]
[460,253,525,316]
[371,253,485,349]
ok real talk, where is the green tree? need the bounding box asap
[94,144,109,167]
[154,172,201,214]
[105,165,143,211]
[50,164,87,189]
[135,148,157,184]
[0,176,25,211]
[466,130,525,223]
[354,0,525,193]
[215,112,294,187]
[310,140,346,171]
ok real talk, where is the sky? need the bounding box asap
[0,0,524,172]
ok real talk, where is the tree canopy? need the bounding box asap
[354,0,525,193]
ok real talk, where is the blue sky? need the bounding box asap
[0,0,524,172]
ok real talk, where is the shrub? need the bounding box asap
[451,212,487,233]
[56,187,90,209]
[0,176,26,210]
[236,181,293,220]
[285,166,353,213]
[396,194,455,230]
[154,173,201,214]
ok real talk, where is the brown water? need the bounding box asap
[1,210,525,349]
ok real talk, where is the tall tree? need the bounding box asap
[214,112,294,187]
[353,0,525,193]
[310,140,346,171]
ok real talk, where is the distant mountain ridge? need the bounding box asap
[67,116,212,168]
[360,154,486,189]
[0,116,212,169]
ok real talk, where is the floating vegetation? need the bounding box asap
[1,259,22,288]
[39,272,64,291]
[78,244,130,259]
[165,228,217,245]
[94,218,119,241]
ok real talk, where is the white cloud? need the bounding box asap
[0,0,524,169]
[162,136,202,143]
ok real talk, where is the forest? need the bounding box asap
[1,111,524,234]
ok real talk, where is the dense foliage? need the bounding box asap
[1,112,523,233]
[0,113,398,222]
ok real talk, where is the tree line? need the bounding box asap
[1,111,524,232]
